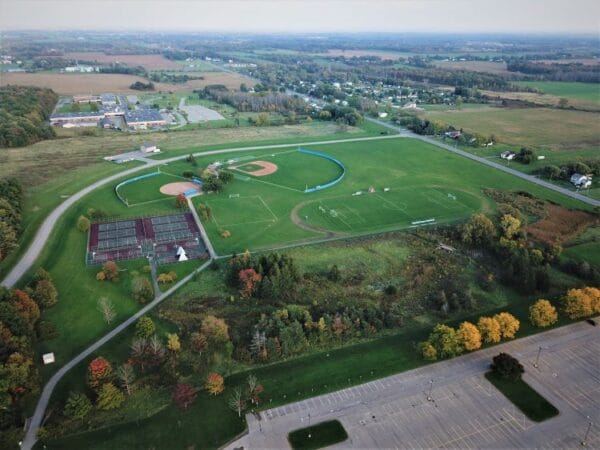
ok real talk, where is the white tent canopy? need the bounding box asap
[176,246,188,261]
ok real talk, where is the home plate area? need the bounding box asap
[86,212,208,265]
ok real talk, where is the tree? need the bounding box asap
[173,383,197,409]
[135,316,155,339]
[97,297,116,325]
[228,387,246,417]
[455,96,464,109]
[64,391,92,420]
[500,214,521,239]
[1,352,38,405]
[167,333,181,352]
[116,363,135,396]
[530,299,558,327]
[427,324,463,359]
[584,287,600,313]
[239,268,262,298]
[462,213,496,247]
[87,357,112,390]
[246,374,263,405]
[76,215,90,232]
[240,83,248,92]
[190,332,208,355]
[33,279,58,308]
[219,171,234,184]
[132,277,154,304]
[558,97,569,109]
[419,341,437,361]
[563,288,594,319]
[102,261,119,282]
[201,315,230,347]
[205,372,224,395]
[493,312,520,339]
[96,383,125,410]
[490,353,524,381]
[457,321,482,351]
[542,165,561,180]
[175,193,187,209]
[477,317,501,343]
[11,289,40,332]
[0,221,18,261]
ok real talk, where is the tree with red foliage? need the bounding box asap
[238,268,262,298]
[87,357,112,390]
[102,261,119,282]
[205,372,225,395]
[172,383,197,409]
[175,193,188,209]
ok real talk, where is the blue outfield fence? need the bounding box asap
[115,170,161,205]
[297,148,346,193]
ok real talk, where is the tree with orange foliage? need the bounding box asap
[529,299,558,327]
[205,372,224,395]
[238,268,262,298]
[457,321,482,351]
[87,357,112,390]
[175,193,188,209]
[102,261,119,282]
[477,316,501,344]
[493,312,520,339]
[583,287,600,314]
[12,289,40,332]
[201,315,230,347]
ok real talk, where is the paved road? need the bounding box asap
[367,117,600,207]
[21,259,214,450]
[227,318,600,449]
[0,133,404,289]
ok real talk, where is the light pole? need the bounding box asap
[427,379,434,402]
[308,414,312,439]
[581,418,592,446]
[534,346,543,368]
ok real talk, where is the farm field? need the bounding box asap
[318,48,410,59]
[0,71,252,94]
[513,81,600,103]
[432,60,509,74]
[417,106,600,149]
[182,138,593,255]
[63,52,182,70]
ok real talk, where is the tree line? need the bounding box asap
[0,178,23,262]
[0,85,57,148]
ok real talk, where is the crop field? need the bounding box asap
[0,71,252,94]
[319,49,410,59]
[418,106,600,149]
[188,138,590,255]
[63,52,182,70]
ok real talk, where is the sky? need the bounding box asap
[0,0,599,34]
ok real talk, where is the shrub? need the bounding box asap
[96,383,125,410]
[477,316,501,343]
[493,312,520,339]
[64,391,92,420]
[76,215,90,232]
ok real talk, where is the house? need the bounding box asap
[500,151,516,160]
[65,65,97,73]
[140,142,160,153]
[378,112,388,118]
[570,173,592,188]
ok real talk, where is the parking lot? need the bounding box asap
[227,318,599,449]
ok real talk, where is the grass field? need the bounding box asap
[116,171,186,206]
[417,106,600,149]
[484,372,559,422]
[288,420,348,450]
[513,81,600,103]
[63,52,182,70]
[433,60,509,74]
[189,138,591,255]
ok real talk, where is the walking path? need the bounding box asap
[186,196,217,258]
[21,259,213,450]
[366,117,600,207]
[227,318,599,449]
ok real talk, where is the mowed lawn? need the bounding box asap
[513,81,600,104]
[418,107,600,149]
[116,171,186,206]
[192,138,592,255]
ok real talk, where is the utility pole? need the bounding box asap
[581,418,592,446]
[427,379,434,401]
[534,346,543,369]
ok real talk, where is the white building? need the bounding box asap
[570,173,592,188]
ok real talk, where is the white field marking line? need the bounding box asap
[218,219,276,227]
[244,176,304,193]
[258,195,279,221]
[374,193,407,211]
[124,196,173,208]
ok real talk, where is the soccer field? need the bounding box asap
[191,137,586,255]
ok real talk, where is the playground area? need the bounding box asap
[87,212,208,265]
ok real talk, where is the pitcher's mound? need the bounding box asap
[160,182,200,196]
